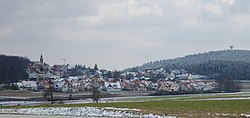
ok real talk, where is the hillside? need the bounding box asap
[129,50,250,80]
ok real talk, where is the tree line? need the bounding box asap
[0,55,30,84]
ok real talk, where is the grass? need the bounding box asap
[1,100,250,117]
[128,92,250,102]
[183,93,250,100]
[84,100,250,117]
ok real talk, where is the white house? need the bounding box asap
[157,84,169,91]
[104,81,121,91]
[17,81,37,91]
[54,78,74,93]
[169,84,179,92]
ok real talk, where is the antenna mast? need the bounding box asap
[62,58,67,65]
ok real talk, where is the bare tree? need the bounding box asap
[43,79,54,103]
[217,75,240,93]
[92,87,101,103]
[92,78,101,103]
[60,79,73,100]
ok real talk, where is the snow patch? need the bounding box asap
[241,114,250,118]
[0,107,175,118]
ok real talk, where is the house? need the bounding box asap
[169,83,179,92]
[157,84,169,91]
[157,79,180,92]
[54,76,87,93]
[104,81,121,91]
[61,80,74,93]
[85,84,93,91]
[37,79,50,91]
[130,79,139,90]
[147,82,157,91]
[137,83,147,91]
[54,79,75,93]
[75,80,85,92]
[166,72,175,80]
[180,82,193,92]
[140,80,151,91]
[130,80,147,91]
[191,82,206,91]
[17,81,38,91]
[83,78,93,91]
[203,81,217,91]
[120,79,130,90]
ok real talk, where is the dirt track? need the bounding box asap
[0,114,109,118]
[0,90,151,101]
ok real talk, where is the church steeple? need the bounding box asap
[40,54,43,64]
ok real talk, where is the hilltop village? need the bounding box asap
[15,55,217,94]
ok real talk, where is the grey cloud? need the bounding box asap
[228,0,250,14]
[1,0,250,70]
[0,0,101,19]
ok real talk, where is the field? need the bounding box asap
[1,92,250,117]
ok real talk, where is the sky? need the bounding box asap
[1,0,250,70]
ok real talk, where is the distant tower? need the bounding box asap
[62,58,67,65]
[40,54,43,64]
[94,64,99,70]
[230,45,234,50]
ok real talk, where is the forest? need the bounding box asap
[130,50,250,80]
[0,55,30,84]
[183,60,250,80]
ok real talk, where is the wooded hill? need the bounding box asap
[128,50,250,80]
[0,55,30,84]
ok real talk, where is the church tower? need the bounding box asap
[40,54,43,64]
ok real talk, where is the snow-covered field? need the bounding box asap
[0,107,176,118]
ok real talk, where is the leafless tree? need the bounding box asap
[92,87,101,103]
[43,79,54,103]
[217,75,240,93]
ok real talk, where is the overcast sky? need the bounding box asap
[1,0,250,70]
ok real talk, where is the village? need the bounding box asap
[14,55,218,95]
